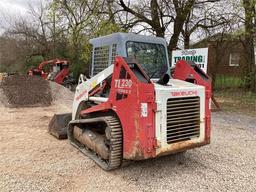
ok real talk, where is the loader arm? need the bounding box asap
[72,64,114,120]
[68,56,156,170]
[38,60,55,70]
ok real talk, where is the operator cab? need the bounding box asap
[89,33,170,79]
[54,60,69,71]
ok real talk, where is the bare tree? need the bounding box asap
[117,0,222,51]
[6,3,52,58]
[182,1,231,48]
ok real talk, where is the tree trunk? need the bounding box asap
[168,16,185,51]
[243,0,256,91]
[168,0,195,51]
[150,0,165,38]
[184,33,190,49]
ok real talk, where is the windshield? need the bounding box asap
[126,41,168,78]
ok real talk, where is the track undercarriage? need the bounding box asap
[68,115,123,170]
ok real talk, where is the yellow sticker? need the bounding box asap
[91,80,97,89]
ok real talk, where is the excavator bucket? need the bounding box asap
[48,113,72,139]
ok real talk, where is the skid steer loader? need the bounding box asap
[28,59,76,90]
[49,33,212,170]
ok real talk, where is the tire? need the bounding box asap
[64,83,72,90]
[63,82,74,91]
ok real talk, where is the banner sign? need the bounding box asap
[171,48,208,73]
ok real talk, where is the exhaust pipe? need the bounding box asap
[73,126,109,159]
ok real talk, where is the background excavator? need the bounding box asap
[28,59,76,90]
[49,33,212,171]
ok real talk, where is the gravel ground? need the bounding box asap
[0,105,256,192]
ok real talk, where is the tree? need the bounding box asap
[118,0,222,51]
[182,0,230,49]
[242,0,256,91]
[0,3,58,72]
[53,0,93,76]
[6,3,53,59]
[51,0,124,77]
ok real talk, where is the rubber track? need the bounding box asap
[70,115,123,171]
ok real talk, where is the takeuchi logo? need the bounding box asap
[171,90,198,97]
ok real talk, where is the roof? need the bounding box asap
[89,32,167,47]
[192,30,256,47]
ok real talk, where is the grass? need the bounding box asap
[213,74,256,116]
[214,89,256,116]
[214,75,245,89]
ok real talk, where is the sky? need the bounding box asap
[0,0,41,14]
[0,0,42,34]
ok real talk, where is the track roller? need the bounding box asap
[68,115,123,171]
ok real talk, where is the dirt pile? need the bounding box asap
[49,81,74,112]
[49,81,74,106]
[0,75,52,107]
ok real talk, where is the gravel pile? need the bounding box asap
[0,75,52,107]
[0,75,74,109]
[49,81,74,107]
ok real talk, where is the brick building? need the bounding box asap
[193,33,256,77]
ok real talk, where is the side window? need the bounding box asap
[111,44,117,65]
[93,46,110,75]
[93,44,117,76]
[229,52,240,67]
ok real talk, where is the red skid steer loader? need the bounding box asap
[28,59,76,90]
[48,33,212,171]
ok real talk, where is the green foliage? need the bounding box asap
[0,65,8,73]
[70,59,84,79]
[244,71,256,91]
[214,73,256,92]
[93,21,127,37]
[63,36,84,78]
[80,40,92,76]
[214,74,245,89]
[69,21,125,78]
[23,56,44,73]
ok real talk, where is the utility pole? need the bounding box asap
[52,0,56,58]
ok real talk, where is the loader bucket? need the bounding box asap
[48,113,72,139]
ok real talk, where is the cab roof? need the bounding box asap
[89,32,167,47]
